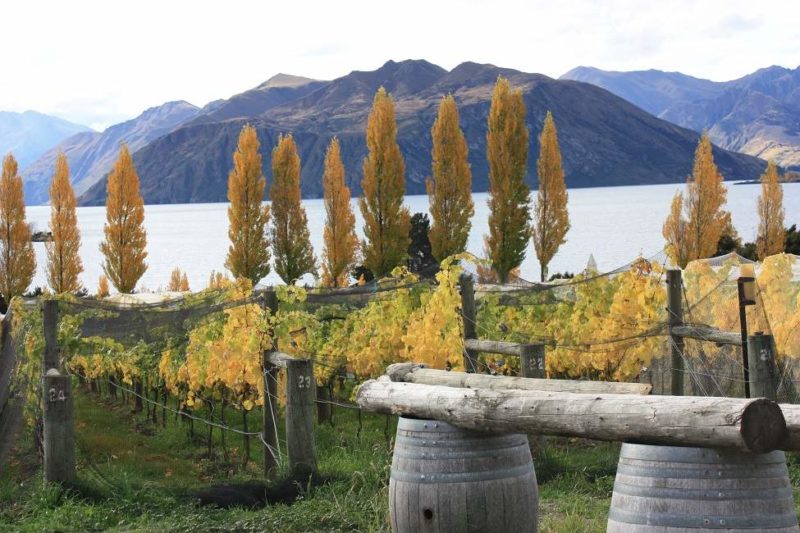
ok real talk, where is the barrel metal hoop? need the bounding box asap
[391,463,534,484]
[612,481,795,501]
[616,462,789,480]
[620,443,786,465]
[393,443,529,461]
[608,507,800,528]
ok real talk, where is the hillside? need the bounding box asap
[22,101,199,204]
[81,60,766,205]
[561,65,800,167]
[0,111,91,169]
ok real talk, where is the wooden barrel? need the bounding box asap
[389,417,537,532]
[608,443,799,532]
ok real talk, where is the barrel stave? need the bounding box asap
[390,417,537,533]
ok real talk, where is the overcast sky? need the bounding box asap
[2,0,798,131]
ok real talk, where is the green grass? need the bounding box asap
[7,385,796,532]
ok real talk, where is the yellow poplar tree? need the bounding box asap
[485,76,531,283]
[662,133,730,267]
[225,124,271,284]
[756,160,785,260]
[0,154,36,302]
[168,267,189,291]
[360,87,411,278]
[321,137,358,287]
[270,134,315,283]
[46,152,83,293]
[427,94,473,262]
[97,275,110,297]
[532,111,570,281]
[100,144,148,294]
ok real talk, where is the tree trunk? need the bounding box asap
[357,379,786,453]
[387,363,651,395]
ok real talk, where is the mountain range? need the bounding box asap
[21,101,200,205]
[561,65,800,168]
[0,111,90,169]
[74,60,765,206]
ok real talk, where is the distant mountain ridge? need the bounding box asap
[561,65,800,168]
[80,59,765,206]
[0,111,91,169]
[22,101,199,204]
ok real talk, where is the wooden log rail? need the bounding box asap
[356,379,787,453]
[672,325,742,346]
[779,404,800,451]
[387,363,652,395]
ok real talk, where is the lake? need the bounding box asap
[25,182,799,292]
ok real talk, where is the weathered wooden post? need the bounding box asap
[261,288,280,475]
[42,369,75,484]
[519,344,545,378]
[42,300,60,371]
[748,333,778,401]
[285,358,317,476]
[316,381,331,424]
[41,300,75,485]
[262,352,280,475]
[666,269,684,396]
[458,274,479,373]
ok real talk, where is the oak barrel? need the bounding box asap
[608,443,799,532]
[389,417,537,532]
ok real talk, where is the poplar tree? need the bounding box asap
[0,154,36,303]
[270,134,315,283]
[532,111,570,282]
[427,94,473,262]
[97,275,110,297]
[662,133,731,267]
[756,160,785,259]
[46,152,83,293]
[485,76,530,283]
[360,87,410,278]
[225,125,271,284]
[100,144,148,293]
[321,137,358,287]
[168,267,190,292]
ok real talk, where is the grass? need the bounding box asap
[7,384,795,532]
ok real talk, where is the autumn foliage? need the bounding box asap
[0,154,36,302]
[321,137,358,287]
[485,77,530,283]
[663,133,730,268]
[46,152,83,293]
[271,134,316,283]
[100,144,148,293]
[360,87,411,278]
[97,275,110,297]
[532,111,570,281]
[427,94,473,262]
[225,125,271,284]
[168,267,190,292]
[756,160,785,260]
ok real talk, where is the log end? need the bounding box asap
[741,398,787,453]
[386,363,426,382]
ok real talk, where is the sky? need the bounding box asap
[2,0,798,131]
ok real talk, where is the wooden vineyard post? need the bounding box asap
[42,370,75,484]
[459,274,479,373]
[316,382,331,425]
[42,300,60,371]
[667,269,685,396]
[261,288,280,475]
[519,344,545,378]
[41,300,75,484]
[748,333,778,401]
[285,358,317,476]
[262,352,280,475]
